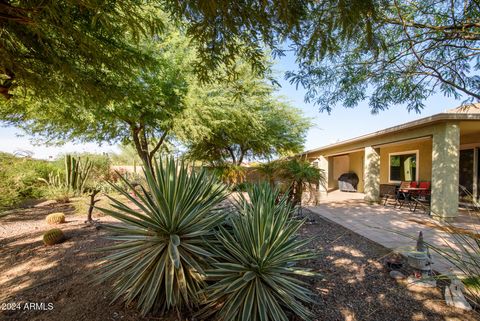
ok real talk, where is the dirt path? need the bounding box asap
[0,202,477,321]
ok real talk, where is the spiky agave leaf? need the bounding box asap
[96,157,228,316]
[199,183,317,321]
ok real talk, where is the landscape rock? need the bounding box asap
[390,270,406,280]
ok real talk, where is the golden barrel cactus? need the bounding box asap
[46,212,65,225]
[43,228,65,246]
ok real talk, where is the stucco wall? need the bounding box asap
[332,155,349,184]
[348,151,365,192]
[379,140,432,183]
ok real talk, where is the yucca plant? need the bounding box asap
[199,183,316,321]
[96,157,229,316]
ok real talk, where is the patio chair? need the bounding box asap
[381,184,398,206]
[394,181,412,209]
[410,181,431,214]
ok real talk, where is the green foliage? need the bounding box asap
[0,152,60,208]
[39,154,94,196]
[255,162,281,187]
[110,145,142,166]
[97,157,228,315]
[209,165,246,186]
[1,1,164,102]
[181,61,311,165]
[162,0,376,84]
[287,0,480,112]
[199,183,316,321]
[1,28,195,168]
[43,228,65,246]
[279,159,326,206]
[45,212,66,225]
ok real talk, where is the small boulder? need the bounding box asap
[390,270,406,280]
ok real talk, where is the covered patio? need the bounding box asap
[306,106,480,221]
[308,190,480,275]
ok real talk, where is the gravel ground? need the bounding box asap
[0,201,477,321]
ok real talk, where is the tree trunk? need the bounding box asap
[131,125,151,171]
[87,189,100,223]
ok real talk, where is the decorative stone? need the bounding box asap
[390,270,406,280]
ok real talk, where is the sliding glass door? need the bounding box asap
[459,149,474,202]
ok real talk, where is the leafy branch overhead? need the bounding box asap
[288,0,480,113]
[180,62,311,166]
[0,1,165,101]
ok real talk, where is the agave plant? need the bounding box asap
[96,157,228,315]
[199,183,316,321]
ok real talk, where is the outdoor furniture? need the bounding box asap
[409,181,431,214]
[394,181,412,209]
[392,181,431,214]
[381,184,398,206]
[338,172,359,192]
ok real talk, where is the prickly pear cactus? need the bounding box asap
[43,228,65,246]
[46,212,66,225]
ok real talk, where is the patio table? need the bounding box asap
[394,187,430,213]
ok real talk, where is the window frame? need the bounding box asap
[388,150,419,183]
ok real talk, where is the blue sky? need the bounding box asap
[0,51,461,159]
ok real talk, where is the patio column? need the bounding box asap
[317,156,329,197]
[364,146,380,202]
[431,122,460,221]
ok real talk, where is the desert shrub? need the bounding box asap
[0,152,60,208]
[233,181,253,192]
[97,157,228,315]
[54,152,111,181]
[199,183,316,321]
[209,165,246,186]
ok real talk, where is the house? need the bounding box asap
[301,104,480,221]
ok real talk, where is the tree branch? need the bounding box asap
[148,129,170,163]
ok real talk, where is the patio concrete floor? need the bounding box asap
[307,190,480,275]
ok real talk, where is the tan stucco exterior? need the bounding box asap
[302,110,480,220]
[379,139,432,184]
[348,151,364,192]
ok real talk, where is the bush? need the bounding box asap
[0,152,60,209]
[97,157,228,315]
[199,183,316,321]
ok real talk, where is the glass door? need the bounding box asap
[459,149,474,202]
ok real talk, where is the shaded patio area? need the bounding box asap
[308,190,480,274]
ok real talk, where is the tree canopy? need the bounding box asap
[287,0,480,113]
[1,0,378,101]
[0,29,195,166]
[179,63,311,166]
[0,1,165,101]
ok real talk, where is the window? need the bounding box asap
[389,151,418,182]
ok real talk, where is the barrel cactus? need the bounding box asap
[43,228,65,246]
[46,212,66,225]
